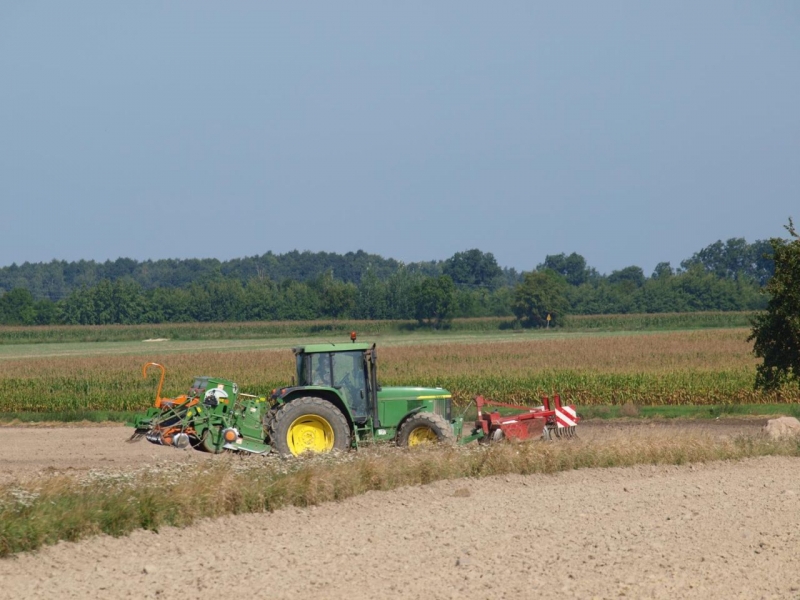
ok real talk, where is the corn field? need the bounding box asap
[0,327,796,413]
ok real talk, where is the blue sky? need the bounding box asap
[1,1,798,275]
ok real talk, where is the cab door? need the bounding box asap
[332,351,369,420]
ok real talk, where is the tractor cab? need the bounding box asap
[293,342,378,424]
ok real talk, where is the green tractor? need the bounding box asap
[129,338,464,456]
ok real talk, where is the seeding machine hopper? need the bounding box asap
[129,336,579,456]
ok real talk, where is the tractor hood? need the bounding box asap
[377,386,451,402]
[376,386,453,426]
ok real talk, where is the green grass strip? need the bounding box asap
[0,312,758,345]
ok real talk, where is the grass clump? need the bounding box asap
[1,431,798,557]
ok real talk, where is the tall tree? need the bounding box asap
[353,270,388,320]
[537,253,596,286]
[312,272,357,318]
[681,237,774,284]
[443,249,503,290]
[0,288,37,325]
[512,270,569,327]
[651,262,674,280]
[411,275,457,328]
[750,219,800,389]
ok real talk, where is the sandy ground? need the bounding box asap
[0,424,215,485]
[1,419,798,599]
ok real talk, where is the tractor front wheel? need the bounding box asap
[397,413,455,448]
[270,397,351,457]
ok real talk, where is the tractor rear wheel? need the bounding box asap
[262,405,280,432]
[270,397,351,457]
[397,413,455,447]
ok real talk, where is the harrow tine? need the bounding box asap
[127,430,147,443]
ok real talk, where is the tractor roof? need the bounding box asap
[293,342,372,354]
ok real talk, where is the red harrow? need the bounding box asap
[473,394,579,442]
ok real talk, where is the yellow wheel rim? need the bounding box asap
[287,415,335,456]
[408,426,439,447]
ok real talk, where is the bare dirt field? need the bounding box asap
[2,419,799,599]
[0,424,215,485]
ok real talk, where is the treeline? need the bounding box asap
[0,239,772,327]
[0,249,519,302]
[0,273,511,326]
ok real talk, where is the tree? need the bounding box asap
[411,275,456,328]
[242,278,278,321]
[0,288,37,325]
[384,268,424,320]
[353,269,388,320]
[651,262,674,280]
[443,249,503,290]
[608,266,645,288]
[512,270,569,327]
[537,253,597,286]
[312,272,357,318]
[681,237,774,284]
[750,219,800,389]
[274,280,319,321]
[34,298,61,324]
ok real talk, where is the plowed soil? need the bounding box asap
[2,420,799,599]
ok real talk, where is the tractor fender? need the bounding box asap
[395,407,426,436]
[278,389,356,434]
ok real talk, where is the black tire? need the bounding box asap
[396,412,455,447]
[262,405,280,432]
[196,427,224,454]
[269,397,351,457]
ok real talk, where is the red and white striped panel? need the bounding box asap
[555,405,577,428]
